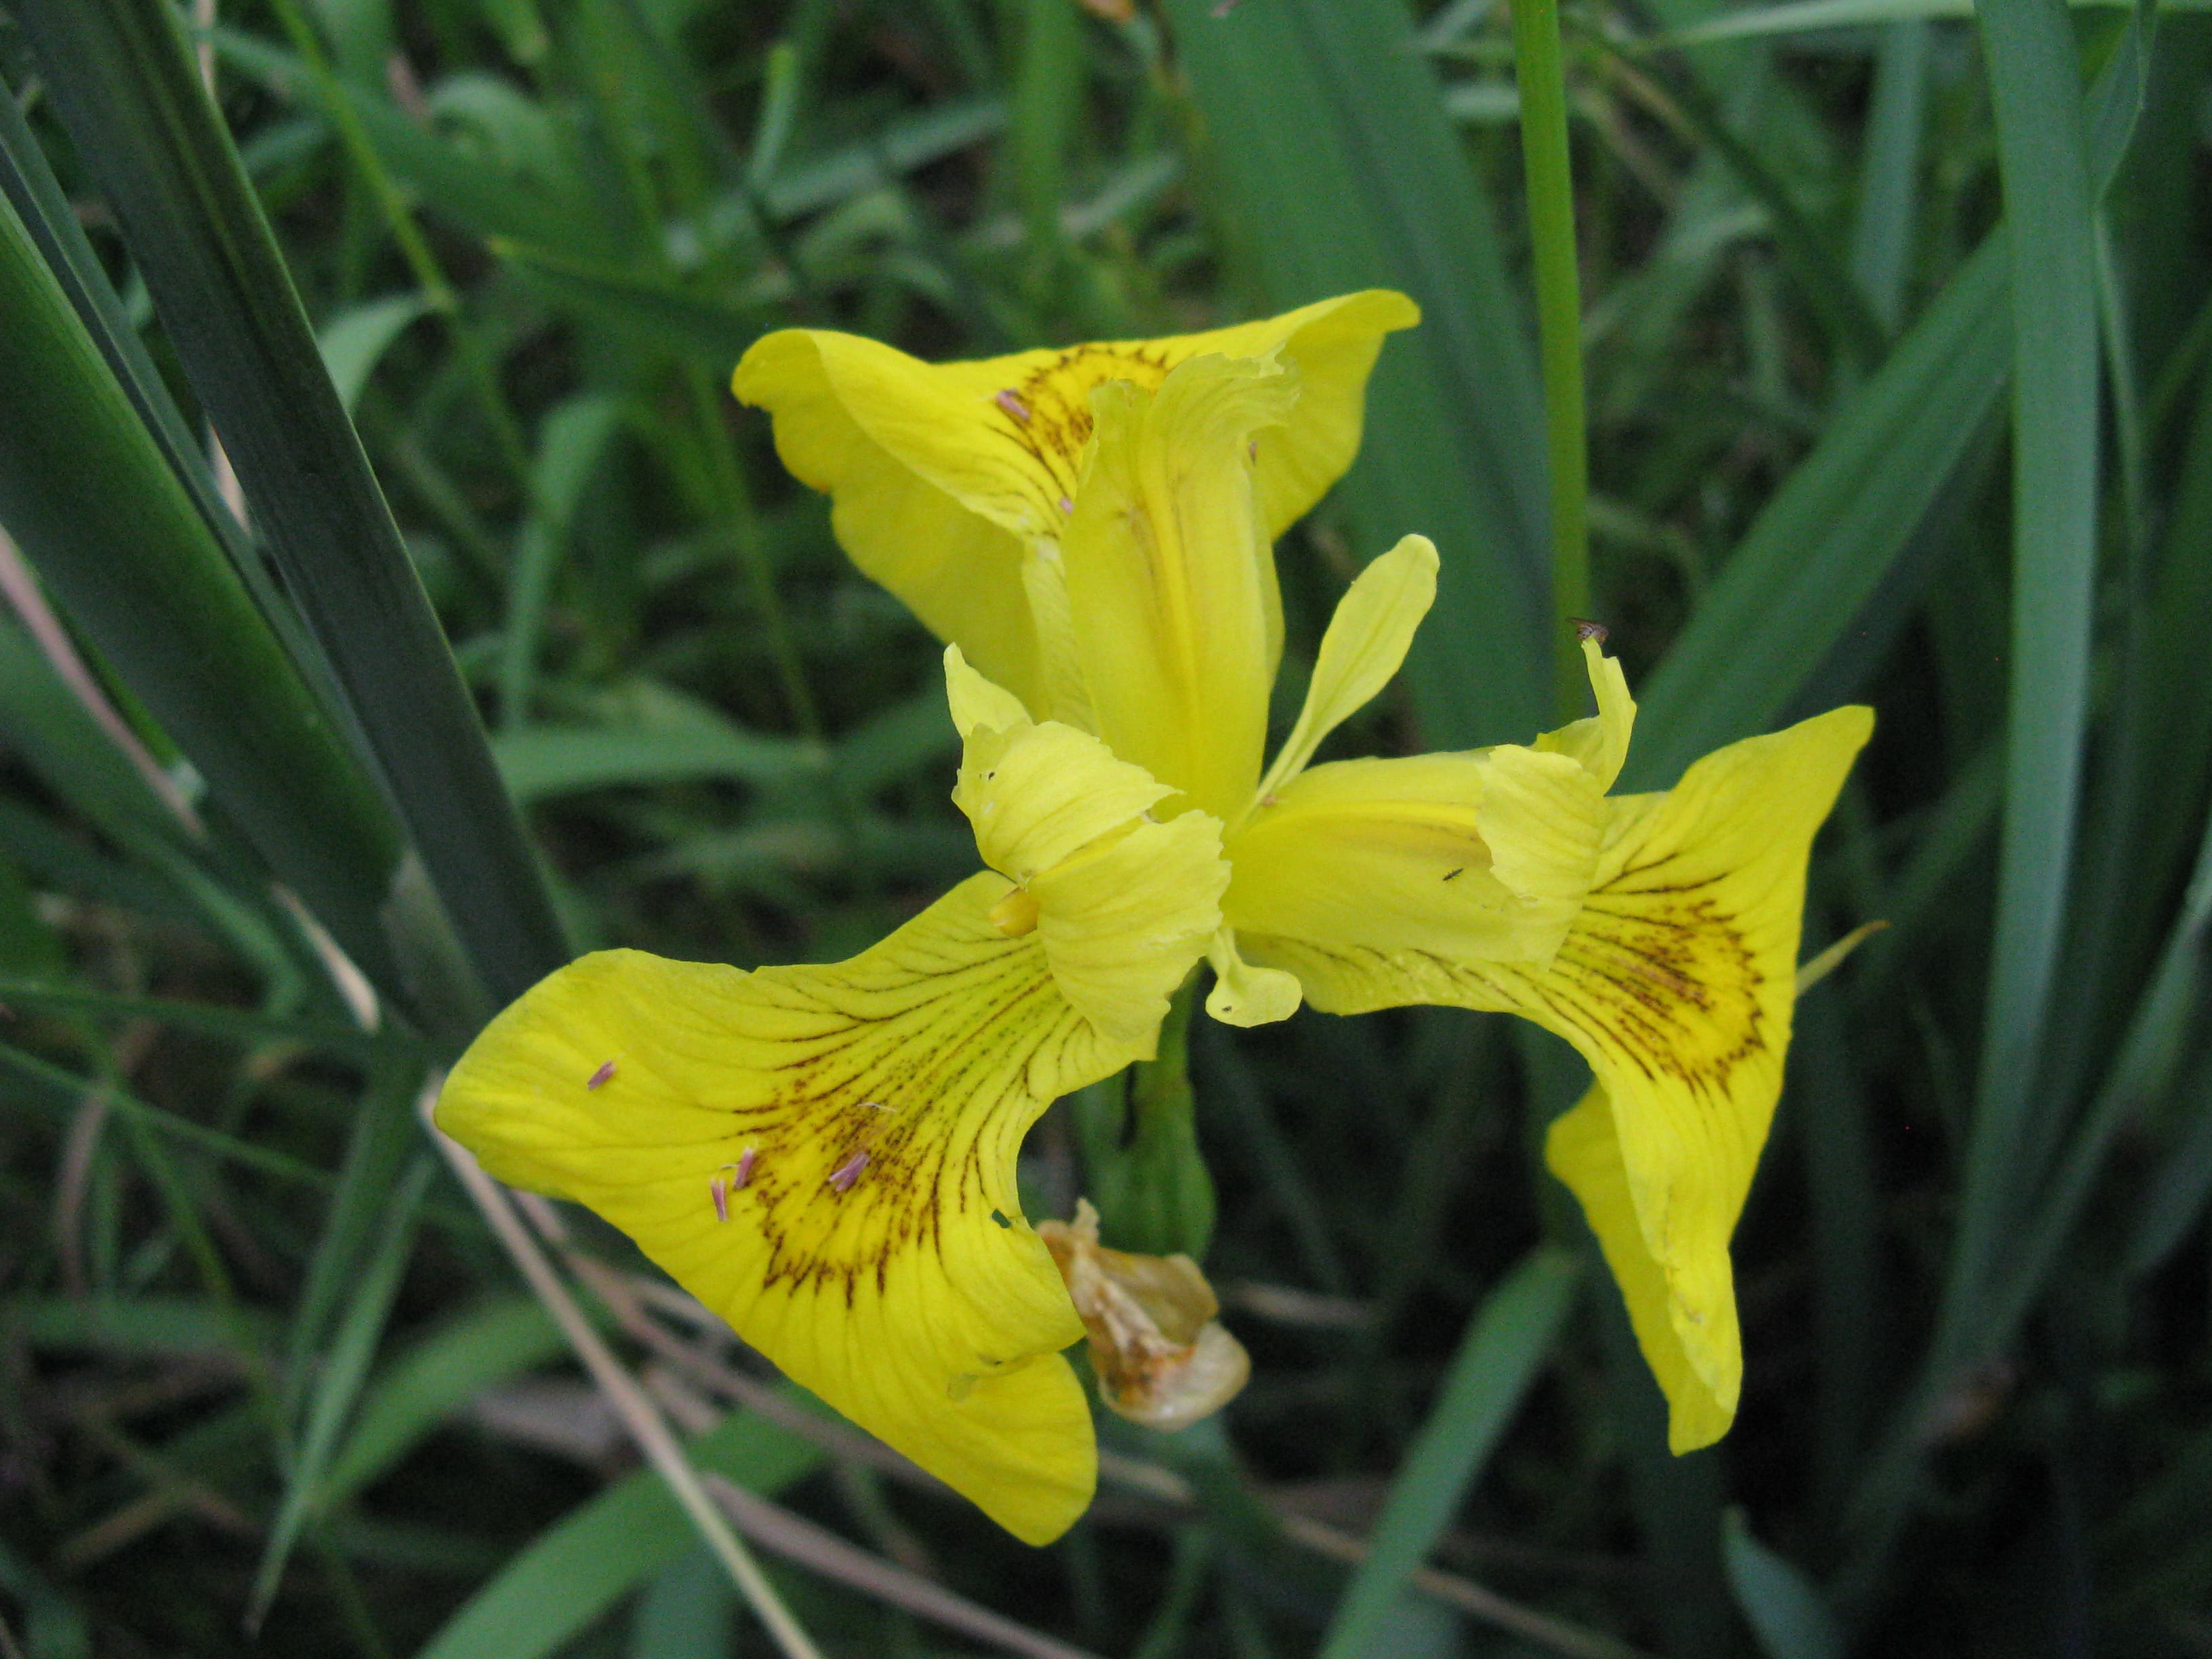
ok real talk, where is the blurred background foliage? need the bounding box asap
[0,0,2208,1654]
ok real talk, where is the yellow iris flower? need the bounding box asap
[434,295,1870,1549]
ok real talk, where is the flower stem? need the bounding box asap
[1509,0,1593,722]
[1078,977,1216,1259]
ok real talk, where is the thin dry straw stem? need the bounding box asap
[419,1092,824,1659]
[703,1470,1106,1659]
[545,1237,1645,1659]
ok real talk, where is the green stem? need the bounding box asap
[1070,977,1215,1258]
[1510,0,1592,721]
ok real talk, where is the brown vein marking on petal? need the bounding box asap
[1252,880,1770,1105]
[699,939,1093,1309]
[983,344,1174,522]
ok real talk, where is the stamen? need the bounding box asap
[996,388,1032,423]
[586,1060,617,1090]
[710,1174,730,1223]
[1058,495,1074,516]
[733,1146,758,1189]
[827,1150,870,1193]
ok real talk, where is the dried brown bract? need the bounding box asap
[1038,1200,1250,1431]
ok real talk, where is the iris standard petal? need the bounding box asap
[1059,354,1293,820]
[1246,534,1439,815]
[1534,636,1637,792]
[1244,706,1874,1451]
[433,874,1152,1545]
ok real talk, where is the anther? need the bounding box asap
[710,1174,731,1223]
[733,1146,758,1189]
[1571,617,1610,644]
[828,1151,870,1193]
[587,1060,617,1090]
[1058,495,1074,516]
[996,389,1032,423]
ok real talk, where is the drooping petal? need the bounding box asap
[1224,743,1609,972]
[947,647,1228,1046]
[1246,707,1874,1452]
[1059,354,1294,819]
[1544,1082,1737,1451]
[731,293,1416,715]
[434,874,1148,1545]
[1534,636,1637,792]
[1247,535,1439,815]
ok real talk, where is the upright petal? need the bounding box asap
[1163,290,1421,537]
[1248,534,1439,814]
[731,293,1416,712]
[435,874,1149,1544]
[1248,707,1874,1450]
[1059,354,1294,819]
[1535,636,1637,792]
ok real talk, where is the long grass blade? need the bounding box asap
[0,180,406,993]
[1317,1248,1578,1659]
[1944,0,2102,1342]
[1623,232,2009,789]
[14,0,570,1012]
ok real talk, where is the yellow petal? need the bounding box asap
[1534,638,1636,792]
[1203,930,1304,1027]
[1545,1082,1737,1452]
[944,642,1033,737]
[1225,742,1608,970]
[729,329,1044,709]
[1250,707,1874,1452]
[954,711,1174,883]
[1248,535,1439,814]
[1033,811,1227,1046]
[731,293,1416,720]
[434,874,1145,1545]
[948,651,1228,1045]
[1059,354,1294,819]
[1169,291,1422,538]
